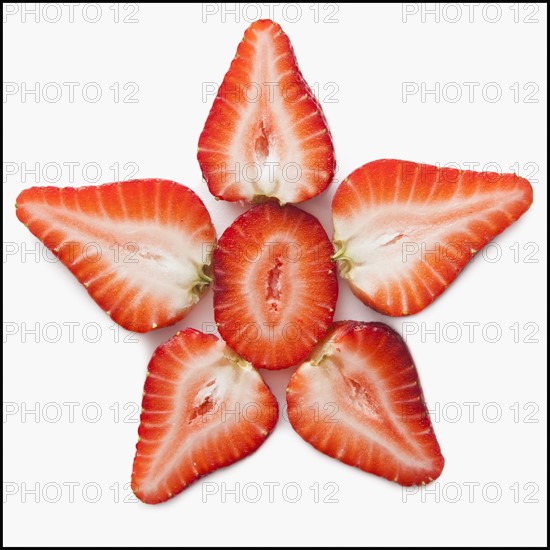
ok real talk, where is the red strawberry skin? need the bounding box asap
[15,180,216,332]
[198,19,335,205]
[332,159,534,316]
[132,329,278,504]
[214,202,338,370]
[287,321,444,486]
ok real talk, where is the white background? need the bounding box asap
[3,3,547,546]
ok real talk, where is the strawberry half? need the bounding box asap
[287,321,444,486]
[198,19,335,204]
[15,180,216,332]
[332,159,533,316]
[214,202,338,370]
[132,328,278,504]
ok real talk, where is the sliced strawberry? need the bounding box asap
[132,328,278,504]
[15,180,216,332]
[332,159,533,316]
[214,202,338,370]
[198,19,335,204]
[287,321,444,486]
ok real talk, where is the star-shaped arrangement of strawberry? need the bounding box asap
[15,20,533,505]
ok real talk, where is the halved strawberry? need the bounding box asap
[198,19,335,204]
[132,328,278,504]
[214,202,338,370]
[287,321,444,486]
[332,159,533,316]
[15,180,216,332]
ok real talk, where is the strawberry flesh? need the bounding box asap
[132,329,278,504]
[198,19,335,204]
[332,159,533,316]
[15,179,216,332]
[287,321,445,486]
[214,202,338,370]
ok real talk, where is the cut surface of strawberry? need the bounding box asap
[287,321,444,486]
[132,329,278,504]
[214,202,338,370]
[332,159,533,316]
[198,19,335,204]
[15,179,216,332]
